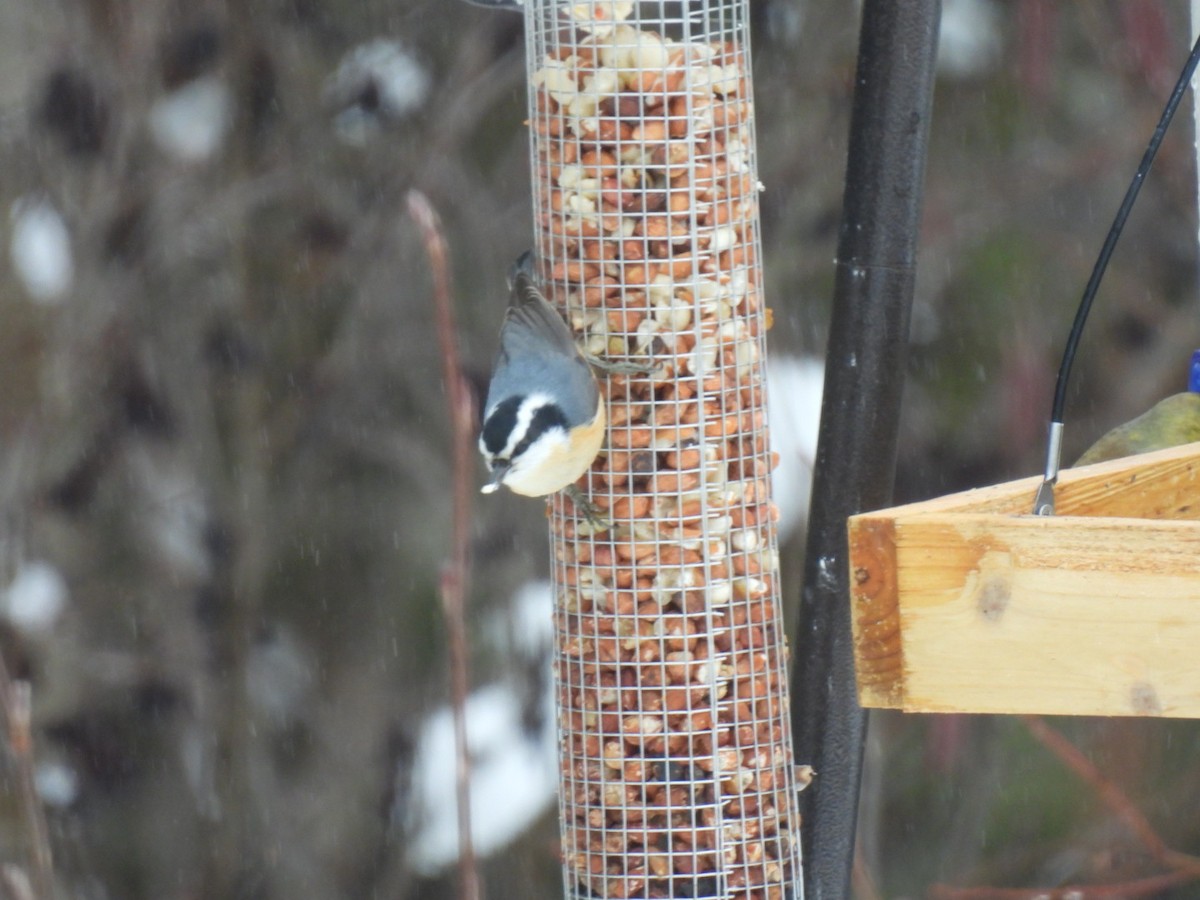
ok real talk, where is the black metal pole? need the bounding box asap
[790,3,940,898]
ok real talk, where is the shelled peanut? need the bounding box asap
[530,4,801,898]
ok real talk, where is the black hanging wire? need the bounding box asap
[1034,30,1200,514]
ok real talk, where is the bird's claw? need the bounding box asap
[563,484,611,532]
[584,354,658,377]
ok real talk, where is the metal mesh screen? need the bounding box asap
[524,3,804,897]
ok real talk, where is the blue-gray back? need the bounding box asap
[485,272,598,427]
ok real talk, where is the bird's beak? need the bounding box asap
[480,461,510,494]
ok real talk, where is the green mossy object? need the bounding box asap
[1075,392,1200,466]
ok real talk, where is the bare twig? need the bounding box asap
[0,654,54,899]
[929,868,1198,899]
[929,718,1200,900]
[406,189,481,900]
[0,865,36,900]
[850,841,884,900]
[1020,716,1200,875]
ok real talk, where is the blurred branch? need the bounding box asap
[200,20,277,892]
[0,865,36,900]
[930,717,1200,899]
[0,654,54,900]
[1020,716,1200,875]
[851,842,883,900]
[405,189,481,900]
[929,868,1198,900]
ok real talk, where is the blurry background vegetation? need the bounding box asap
[0,0,1198,898]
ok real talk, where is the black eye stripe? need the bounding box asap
[481,396,524,455]
[510,403,568,460]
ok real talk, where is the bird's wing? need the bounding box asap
[485,253,598,425]
[502,267,581,360]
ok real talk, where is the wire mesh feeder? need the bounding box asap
[524,2,804,897]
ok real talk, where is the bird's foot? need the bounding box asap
[583,354,659,377]
[563,484,611,533]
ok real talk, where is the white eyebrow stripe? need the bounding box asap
[497,392,556,460]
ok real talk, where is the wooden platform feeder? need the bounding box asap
[847,440,1200,718]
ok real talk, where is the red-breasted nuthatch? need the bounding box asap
[478,254,606,497]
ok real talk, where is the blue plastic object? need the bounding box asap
[1190,349,1200,393]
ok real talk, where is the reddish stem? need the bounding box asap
[406,189,481,900]
[930,867,1198,900]
[1021,716,1200,874]
[930,718,1200,900]
[0,654,54,899]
